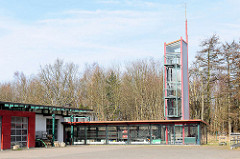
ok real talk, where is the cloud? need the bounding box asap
[0,9,173,82]
[1,0,240,82]
[97,0,157,8]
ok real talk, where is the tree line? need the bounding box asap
[0,34,239,134]
[189,34,240,134]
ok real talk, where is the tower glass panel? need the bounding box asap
[164,40,182,118]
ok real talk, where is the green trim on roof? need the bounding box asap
[4,103,91,113]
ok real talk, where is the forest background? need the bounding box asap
[0,34,239,135]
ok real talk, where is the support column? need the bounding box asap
[206,126,208,144]
[84,126,87,145]
[150,125,152,144]
[159,125,161,144]
[182,125,185,144]
[96,127,99,142]
[1,115,11,150]
[127,125,130,145]
[106,125,108,144]
[70,115,74,145]
[197,124,201,145]
[173,125,176,145]
[52,114,55,147]
[166,126,168,145]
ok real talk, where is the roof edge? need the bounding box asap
[65,119,208,125]
[0,101,93,111]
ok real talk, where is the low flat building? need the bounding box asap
[0,101,93,150]
[63,120,208,145]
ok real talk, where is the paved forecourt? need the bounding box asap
[0,145,240,159]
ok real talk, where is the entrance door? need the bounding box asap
[46,119,59,140]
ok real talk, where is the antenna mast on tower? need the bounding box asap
[185,3,188,43]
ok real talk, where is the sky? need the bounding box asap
[0,0,240,82]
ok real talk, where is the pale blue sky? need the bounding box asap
[0,0,239,82]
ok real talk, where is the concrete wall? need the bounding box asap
[35,114,64,142]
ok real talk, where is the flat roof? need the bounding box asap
[165,38,187,46]
[64,119,208,126]
[166,39,181,46]
[0,101,93,113]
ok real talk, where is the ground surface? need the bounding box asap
[0,145,240,159]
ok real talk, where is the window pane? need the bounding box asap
[22,136,27,141]
[22,130,27,135]
[22,124,28,129]
[16,123,21,129]
[11,130,15,135]
[22,117,28,123]
[16,130,21,135]
[11,136,15,142]
[11,123,15,128]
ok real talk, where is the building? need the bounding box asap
[62,35,208,145]
[0,36,208,149]
[0,18,208,149]
[62,18,208,145]
[0,101,93,150]
[64,120,207,145]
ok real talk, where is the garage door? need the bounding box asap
[11,117,28,148]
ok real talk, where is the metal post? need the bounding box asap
[96,127,99,142]
[117,126,119,142]
[175,63,178,117]
[166,126,168,145]
[182,125,185,144]
[159,125,161,144]
[71,115,74,145]
[216,131,218,141]
[173,125,176,145]
[84,126,87,145]
[198,124,201,145]
[106,125,108,144]
[52,114,55,147]
[127,125,130,145]
[150,125,152,145]
[163,61,166,118]
[206,126,208,144]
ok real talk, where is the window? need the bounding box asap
[46,119,58,140]
[11,117,28,147]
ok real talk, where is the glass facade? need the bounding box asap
[129,125,151,144]
[68,123,205,145]
[152,125,166,144]
[164,41,182,118]
[184,124,198,144]
[11,117,28,148]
